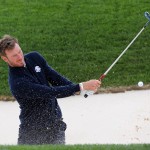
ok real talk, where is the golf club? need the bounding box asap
[84,11,150,98]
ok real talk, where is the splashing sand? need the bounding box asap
[0,90,150,145]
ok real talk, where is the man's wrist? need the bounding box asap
[79,83,84,91]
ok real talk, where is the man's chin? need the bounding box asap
[17,63,25,67]
[10,63,25,67]
[16,61,25,67]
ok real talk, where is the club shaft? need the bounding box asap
[84,16,150,98]
[101,27,145,79]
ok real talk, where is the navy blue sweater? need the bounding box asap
[9,52,80,129]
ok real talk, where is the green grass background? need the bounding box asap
[0,144,150,150]
[0,0,150,149]
[0,0,150,96]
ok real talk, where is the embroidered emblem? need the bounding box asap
[35,66,41,72]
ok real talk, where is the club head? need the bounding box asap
[145,12,150,21]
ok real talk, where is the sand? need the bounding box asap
[0,89,150,145]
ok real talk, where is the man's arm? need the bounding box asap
[33,52,73,86]
[44,64,73,86]
[27,52,101,98]
[12,78,80,101]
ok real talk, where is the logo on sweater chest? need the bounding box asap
[35,66,41,72]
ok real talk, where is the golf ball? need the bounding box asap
[138,81,143,87]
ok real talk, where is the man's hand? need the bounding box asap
[82,79,101,93]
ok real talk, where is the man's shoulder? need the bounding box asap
[25,51,45,62]
[25,51,41,58]
[24,51,46,67]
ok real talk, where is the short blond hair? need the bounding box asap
[0,35,18,56]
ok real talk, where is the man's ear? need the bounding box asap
[1,55,8,63]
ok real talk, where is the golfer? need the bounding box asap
[0,35,101,145]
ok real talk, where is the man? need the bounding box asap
[0,35,101,145]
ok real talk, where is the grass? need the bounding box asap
[0,0,150,148]
[0,144,150,150]
[0,0,150,96]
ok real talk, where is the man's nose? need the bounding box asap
[17,54,22,59]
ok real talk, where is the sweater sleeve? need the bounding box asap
[12,78,80,100]
[33,52,73,86]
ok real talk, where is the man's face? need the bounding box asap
[1,43,25,67]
